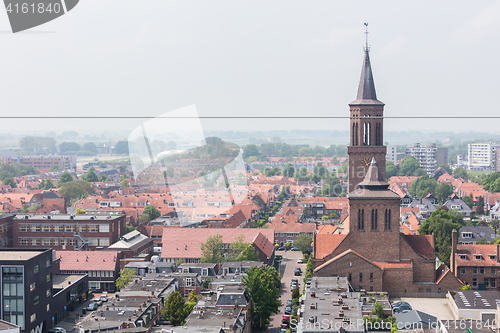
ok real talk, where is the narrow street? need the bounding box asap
[268,250,304,333]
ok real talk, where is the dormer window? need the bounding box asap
[489,255,497,260]
[462,232,473,238]
[459,254,467,260]
[474,254,483,260]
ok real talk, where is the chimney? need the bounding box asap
[451,229,457,274]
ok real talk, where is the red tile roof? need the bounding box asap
[402,234,434,260]
[57,250,119,271]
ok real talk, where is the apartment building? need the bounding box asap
[1,155,77,171]
[405,143,448,175]
[12,214,126,250]
[468,143,496,171]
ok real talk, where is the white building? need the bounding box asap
[468,143,494,171]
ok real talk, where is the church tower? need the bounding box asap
[347,45,386,193]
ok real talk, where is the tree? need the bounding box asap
[57,172,73,187]
[243,266,282,330]
[142,205,161,220]
[200,234,224,265]
[59,142,81,154]
[476,196,485,216]
[398,156,422,176]
[120,179,130,189]
[188,290,199,303]
[76,208,86,214]
[453,167,468,181]
[114,141,129,155]
[202,278,210,290]
[441,164,452,174]
[410,175,437,198]
[0,162,38,181]
[293,233,312,253]
[20,136,57,154]
[162,291,186,326]
[37,179,54,190]
[82,168,98,182]
[115,268,134,290]
[236,243,259,261]
[58,180,95,204]
[2,177,16,188]
[418,209,462,266]
[462,194,474,210]
[82,142,97,155]
[99,174,110,182]
[461,284,471,290]
[283,164,295,178]
[385,161,397,179]
[50,165,60,171]
[243,144,259,160]
[291,287,299,299]
[372,302,384,319]
[435,183,453,203]
[477,237,488,244]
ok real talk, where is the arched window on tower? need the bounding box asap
[358,209,364,230]
[371,209,378,230]
[385,209,391,230]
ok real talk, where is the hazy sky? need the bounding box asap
[1,1,499,137]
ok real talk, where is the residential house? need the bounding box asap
[441,198,474,218]
[458,225,496,244]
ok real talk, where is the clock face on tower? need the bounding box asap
[362,158,372,167]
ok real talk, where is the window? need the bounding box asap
[371,209,377,230]
[33,265,39,274]
[99,238,109,246]
[19,238,29,246]
[472,278,478,288]
[460,267,466,275]
[53,224,63,232]
[78,225,86,232]
[359,273,363,283]
[370,273,373,282]
[384,209,391,230]
[46,259,51,267]
[53,238,58,246]
[475,254,483,260]
[34,295,39,305]
[89,238,98,246]
[348,273,351,282]
[418,288,423,292]
[46,288,51,296]
[88,224,98,232]
[186,278,193,287]
[42,238,51,246]
[46,273,51,282]
[472,267,478,275]
[31,238,40,246]
[19,224,29,232]
[358,209,364,230]
[491,278,496,288]
[459,254,467,260]
[65,225,74,232]
[30,313,36,323]
[480,267,485,275]
[426,288,431,293]
[99,224,110,233]
[492,267,496,275]
[30,282,35,291]
[47,304,50,312]
[370,286,373,291]
[489,255,496,260]
[30,224,40,232]
[42,225,51,232]
[68,238,75,246]
[60,238,67,246]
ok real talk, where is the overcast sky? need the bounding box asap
[0,0,499,137]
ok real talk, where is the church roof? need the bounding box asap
[348,158,400,199]
[350,49,384,105]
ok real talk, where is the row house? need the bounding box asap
[269,219,317,246]
[13,214,126,250]
[451,230,500,290]
[57,250,120,292]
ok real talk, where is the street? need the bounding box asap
[268,250,305,333]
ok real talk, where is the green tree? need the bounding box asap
[441,164,452,174]
[291,287,299,299]
[385,161,397,179]
[114,141,129,155]
[476,196,485,215]
[418,209,462,266]
[462,194,474,210]
[410,175,437,198]
[372,302,384,319]
[59,142,81,153]
[435,183,453,203]
[76,208,86,214]
[243,144,259,160]
[460,284,471,290]
[143,205,161,220]
[243,266,282,330]
[293,233,312,253]
[2,177,16,188]
[202,278,210,290]
[58,180,95,204]
[20,136,57,154]
[82,142,98,155]
[115,268,134,290]
[398,156,422,176]
[188,290,199,303]
[99,174,110,182]
[37,179,54,190]
[50,165,61,172]
[82,168,98,182]
[120,179,130,189]
[453,167,468,181]
[236,244,259,261]
[0,162,38,181]
[162,291,186,326]
[201,234,224,265]
[57,172,73,187]
[477,238,488,244]
[283,164,295,178]
[304,255,313,281]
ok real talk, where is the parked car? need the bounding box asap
[294,268,301,276]
[291,247,301,251]
[392,302,412,314]
[93,298,102,306]
[286,299,293,307]
[100,295,108,302]
[281,324,288,330]
[282,315,290,323]
[48,328,66,333]
[297,258,303,263]
[285,306,292,314]
[87,303,96,311]
[280,329,287,333]
[291,279,298,285]
[290,284,298,292]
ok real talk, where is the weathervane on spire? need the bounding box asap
[364,22,370,52]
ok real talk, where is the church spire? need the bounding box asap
[356,50,378,101]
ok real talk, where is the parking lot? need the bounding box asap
[393,297,455,320]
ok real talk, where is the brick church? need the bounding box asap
[313,44,462,297]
